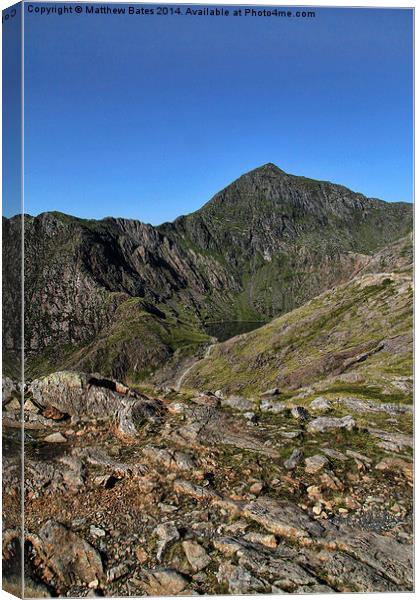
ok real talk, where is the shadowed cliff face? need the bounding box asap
[3,163,413,382]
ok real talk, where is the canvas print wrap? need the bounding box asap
[2,2,414,597]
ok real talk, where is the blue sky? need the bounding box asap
[9,4,415,222]
[2,1,22,218]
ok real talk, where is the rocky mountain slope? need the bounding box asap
[160,163,412,319]
[3,164,412,384]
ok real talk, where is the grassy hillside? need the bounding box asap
[183,267,412,402]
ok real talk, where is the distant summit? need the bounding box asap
[250,162,286,173]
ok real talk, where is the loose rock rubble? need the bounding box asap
[2,372,413,596]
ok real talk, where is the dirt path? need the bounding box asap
[175,342,216,391]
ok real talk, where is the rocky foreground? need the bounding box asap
[2,371,413,596]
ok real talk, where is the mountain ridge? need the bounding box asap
[2,164,413,383]
[171,162,411,216]
[10,162,412,225]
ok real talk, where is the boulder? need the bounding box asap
[260,388,280,397]
[321,448,348,461]
[346,450,372,466]
[182,540,211,571]
[307,415,356,433]
[291,406,310,421]
[375,457,413,481]
[305,454,329,474]
[249,481,264,495]
[5,398,20,411]
[243,532,277,549]
[43,432,67,443]
[223,396,254,412]
[142,445,196,472]
[217,562,268,594]
[367,428,413,451]
[143,569,189,595]
[260,399,288,413]
[310,397,332,412]
[192,394,220,408]
[284,448,304,471]
[242,496,323,540]
[24,398,40,412]
[116,397,163,440]
[154,522,180,562]
[2,377,19,406]
[244,411,257,422]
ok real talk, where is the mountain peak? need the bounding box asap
[250,162,286,175]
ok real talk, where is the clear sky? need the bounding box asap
[11,4,415,222]
[2,1,22,218]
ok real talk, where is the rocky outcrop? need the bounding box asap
[28,521,104,590]
[29,371,164,440]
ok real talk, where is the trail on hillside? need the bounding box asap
[175,342,216,391]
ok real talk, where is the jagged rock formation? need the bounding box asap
[3,164,412,382]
